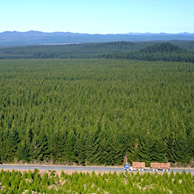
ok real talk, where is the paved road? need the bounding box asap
[0,165,193,173]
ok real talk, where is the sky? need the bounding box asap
[0,0,194,34]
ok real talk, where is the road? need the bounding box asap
[0,165,194,173]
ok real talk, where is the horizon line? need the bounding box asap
[1,30,194,35]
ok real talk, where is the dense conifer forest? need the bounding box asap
[0,41,194,62]
[0,58,194,165]
[101,43,194,62]
[0,170,193,193]
[0,41,154,59]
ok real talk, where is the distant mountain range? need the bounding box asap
[0,31,194,47]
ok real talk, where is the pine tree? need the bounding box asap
[166,133,176,163]
[31,132,50,161]
[16,140,30,162]
[98,130,110,165]
[74,132,86,165]
[18,179,26,193]
[126,138,139,163]
[85,129,101,165]
[57,131,66,161]
[42,173,49,186]
[65,129,75,162]
[107,134,125,165]
[38,132,50,161]
[50,132,59,161]
[173,134,191,163]
[5,129,20,162]
[25,128,34,160]
[152,137,167,162]
[138,136,155,166]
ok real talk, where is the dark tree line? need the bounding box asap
[100,43,194,63]
[0,42,194,63]
[1,129,193,165]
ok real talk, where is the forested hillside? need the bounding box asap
[0,41,154,59]
[0,59,194,165]
[0,41,194,63]
[139,43,186,53]
[103,43,194,62]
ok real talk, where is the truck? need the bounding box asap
[150,163,170,171]
[160,163,170,171]
[131,162,145,171]
[124,163,130,171]
[150,163,161,171]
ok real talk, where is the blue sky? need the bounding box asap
[0,0,194,34]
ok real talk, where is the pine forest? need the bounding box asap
[0,58,194,165]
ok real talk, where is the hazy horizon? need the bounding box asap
[1,30,194,35]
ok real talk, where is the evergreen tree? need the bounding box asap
[98,130,110,165]
[31,132,50,161]
[138,136,155,165]
[50,132,59,161]
[16,140,30,162]
[65,130,75,162]
[166,133,176,163]
[57,131,66,161]
[107,134,125,165]
[5,130,20,162]
[173,134,191,163]
[152,137,167,162]
[126,138,139,163]
[86,130,101,165]
[74,132,86,165]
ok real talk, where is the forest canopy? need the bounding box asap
[0,41,194,62]
[0,59,194,165]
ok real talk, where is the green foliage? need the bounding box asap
[0,41,194,62]
[0,59,194,165]
[42,173,49,186]
[0,41,153,59]
[152,137,167,162]
[139,42,187,54]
